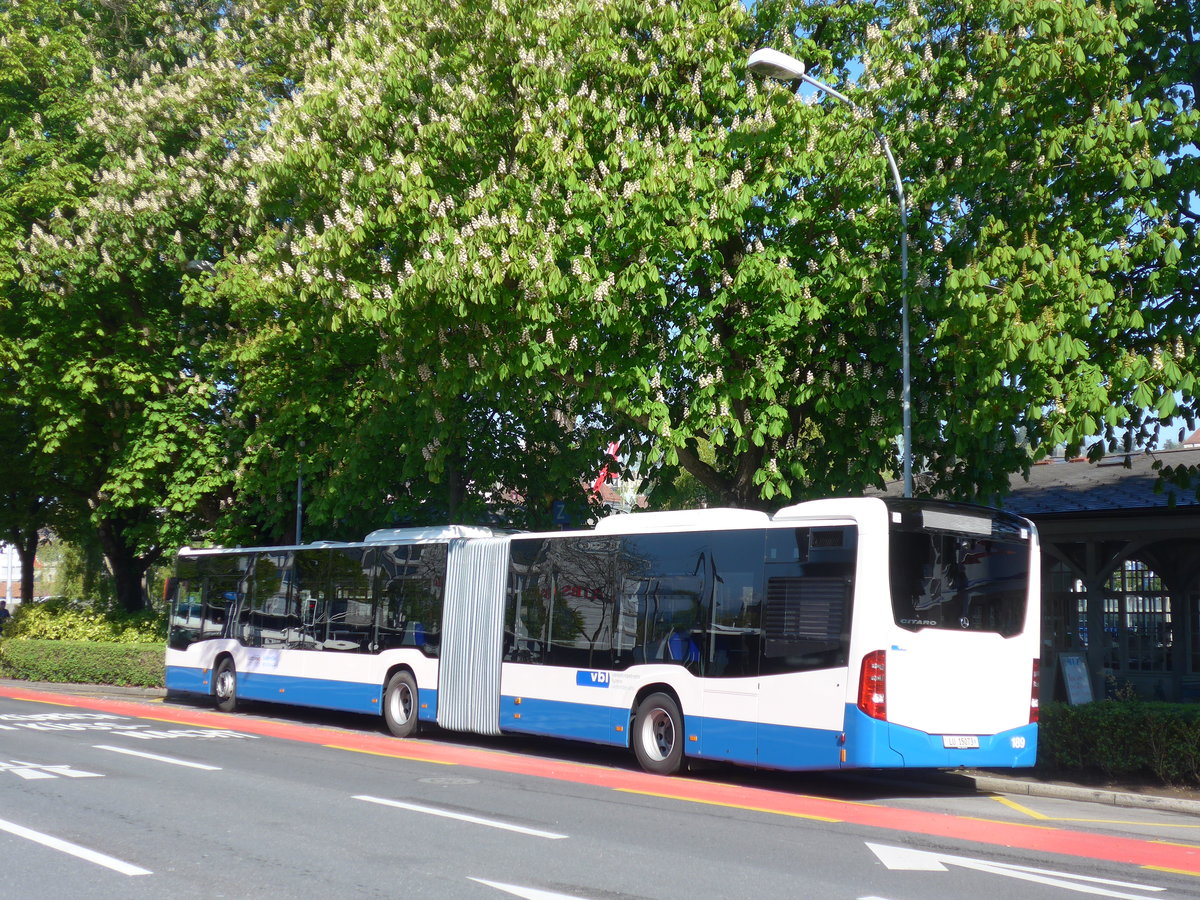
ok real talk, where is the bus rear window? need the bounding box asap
[889,530,1029,637]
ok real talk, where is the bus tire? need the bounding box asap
[213,658,238,713]
[633,693,684,775]
[383,671,420,738]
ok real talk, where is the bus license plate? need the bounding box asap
[942,735,980,749]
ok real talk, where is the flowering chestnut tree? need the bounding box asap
[235,0,1196,511]
[4,0,1196,604]
[4,0,354,607]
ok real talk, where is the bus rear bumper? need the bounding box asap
[841,705,1038,769]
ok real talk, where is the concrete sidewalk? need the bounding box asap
[885,767,1200,816]
[5,678,1200,815]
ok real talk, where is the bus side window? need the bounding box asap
[761,527,856,674]
[506,539,549,664]
[706,530,765,678]
[378,543,445,657]
[542,537,615,670]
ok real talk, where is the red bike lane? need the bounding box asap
[4,683,1198,877]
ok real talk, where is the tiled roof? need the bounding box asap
[869,447,1200,517]
[1001,448,1200,517]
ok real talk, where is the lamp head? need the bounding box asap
[747,48,807,82]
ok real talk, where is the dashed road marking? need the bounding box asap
[0,815,150,875]
[354,795,568,839]
[94,744,221,770]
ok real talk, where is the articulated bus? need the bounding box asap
[165,497,1040,774]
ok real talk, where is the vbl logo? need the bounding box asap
[576,670,610,688]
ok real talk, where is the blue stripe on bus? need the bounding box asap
[499,695,628,746]
[238,670,382,714]
[417,688,439,722]
[841,705,1038,769]
[165,665,210,694]
[165,665,385,716]
[497,696,842,770]
[754,720,844,770]
[167,668,1035,771]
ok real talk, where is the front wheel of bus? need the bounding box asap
[213,659,238,713]
[383,671,420,738]
[633,693,684,775]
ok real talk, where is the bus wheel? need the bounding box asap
[213,659,238,713]
[633,693,684,775]
[383,671,420,738]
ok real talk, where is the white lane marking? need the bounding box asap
[94,744,221,770]
[1,760,103,780]
[353,795,568,839]
[868,843,1166,898]
[0,815,151,876]
[6,765,54,780]
[470,878,590,899]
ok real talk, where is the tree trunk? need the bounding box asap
[95,516,156,613]
[17,528,39,602]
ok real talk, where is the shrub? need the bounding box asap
[0,639,163,687]
[1039,700,1200,786]
[2,598,165,643]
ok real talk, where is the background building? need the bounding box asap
[878,437,1200,702]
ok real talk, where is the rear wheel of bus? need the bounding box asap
[383,671,420,738]
[633,692,684,775]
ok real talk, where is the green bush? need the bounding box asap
[0,639,163,687]
[1039,700,1200,786]
[3,598,165,643]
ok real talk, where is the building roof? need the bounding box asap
[871,447,1200,518]
[1004,448,1200,517]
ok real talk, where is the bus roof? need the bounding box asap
[592,508,769,534]
[363,525,494,543]
[178,540,350,557]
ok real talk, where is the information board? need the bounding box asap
[1059,652,1093,705]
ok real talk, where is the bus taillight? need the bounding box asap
[1030,659,1040,723]
[858,650,887,721]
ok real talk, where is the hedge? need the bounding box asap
[0,639,164,688]
[1037,700,1200,787]
[2,599,164,643]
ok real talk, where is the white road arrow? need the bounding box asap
[470,877,591,899]
[867,842,1166,899]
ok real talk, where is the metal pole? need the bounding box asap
[796,73,912,498]
[295,442,304,545]
[878,137,912,499]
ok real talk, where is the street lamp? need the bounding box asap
[295,439,304,545]
[747,48,912,498]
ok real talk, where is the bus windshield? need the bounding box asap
[889,524,1029,638]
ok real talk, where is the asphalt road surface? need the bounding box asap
[2,683,1198,899]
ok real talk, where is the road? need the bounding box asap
[1,683,1198,899]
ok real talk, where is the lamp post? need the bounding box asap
[295,440,304,545]
[747,48,912,498]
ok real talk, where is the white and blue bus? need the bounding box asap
[166,497,1040,774]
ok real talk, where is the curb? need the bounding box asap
[849,767,1200,817]
[0,678,165,701]
[964,772,1200,816]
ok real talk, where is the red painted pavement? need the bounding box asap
[3,683,1198,875]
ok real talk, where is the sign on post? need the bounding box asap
[1058,652,1094,705]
